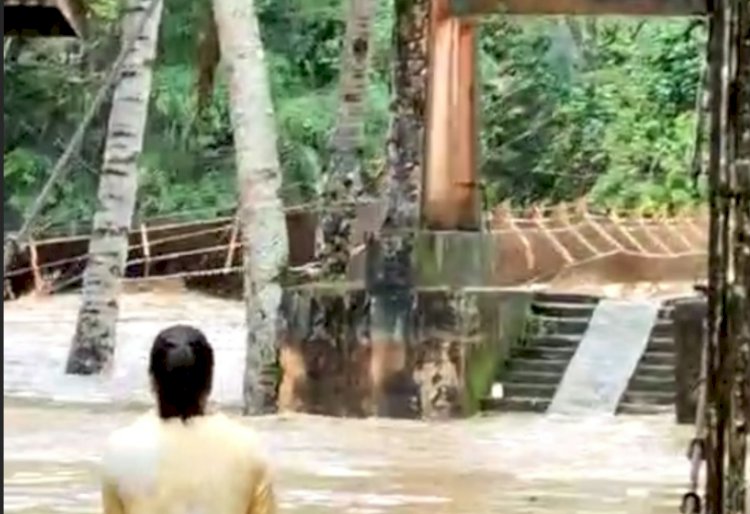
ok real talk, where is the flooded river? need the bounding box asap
[5,291,697,513]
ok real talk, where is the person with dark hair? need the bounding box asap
[100,325,276,514]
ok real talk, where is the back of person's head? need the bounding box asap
[149,325,214,422]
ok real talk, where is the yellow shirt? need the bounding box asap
[101,411,276,514]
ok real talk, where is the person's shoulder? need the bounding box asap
[105,411,159,449]
[209,413,269,464]
[210,413,262,445]
[101,412,161,492]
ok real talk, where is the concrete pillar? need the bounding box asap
[282,0,488,420]
[276,284,529,419]
[413,289,480,418]
[673,297,707,424]
[277,284,373,416]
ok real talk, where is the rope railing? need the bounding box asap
[3,221,237,279]
[681,331,709,514]
[3,194,712,301]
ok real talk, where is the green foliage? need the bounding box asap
[87,0,121,22]
[3,2,707,234]
[479,18,705,212]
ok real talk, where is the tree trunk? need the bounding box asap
[739,0,750,494]
[366,0,430,416]
[691,57,709,183]
[317,0,378,279]
[727,1,749,510]
[65,0,163,375]
[381,0,429,246]
[213,0,289,415]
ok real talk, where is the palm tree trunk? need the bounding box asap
[66,0,163,375]
[213,0,289,414]
[317,0,378,278]
[381,0,429,237]
[367,0,430,416]
[727,2,750,509]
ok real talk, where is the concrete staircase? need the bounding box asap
[616,303,676,415]
[481,294,678,415]
[481,293,599,413]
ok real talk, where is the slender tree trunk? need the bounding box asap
[739,0,750,494]
[66,0,163,375]
[317,0,378,278]
[691,59,709,183]
[367,0,429,416]
[213,0,289,414]
[4,38,15,65]
[727,1,749,510]
[381,0,429,243]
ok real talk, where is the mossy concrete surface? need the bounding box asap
[464,289,532,413]
[414,231,494,288]
[277,280,533,418]
[672,297,706,425]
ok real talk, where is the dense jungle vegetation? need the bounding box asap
[3,0,707,233]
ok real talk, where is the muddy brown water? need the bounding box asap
[4,292,699,513]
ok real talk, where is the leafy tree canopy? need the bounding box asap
[3,1,706,234]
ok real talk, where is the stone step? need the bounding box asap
[530,302,596,319]
[512,346,575,361]
[621,390,675,406]
[504,369,562,385]
[648,336,675,353]
[504,358,570,374]
[503,382,558,398]
[618,402,674,415]
[533,293,600,305]
[650,321,674,338]
[481,396,550,413]
[528,334,581,348]
[530,322,671,340]
[640,351,675,367]
[634,363,674,379]
[532,316,590,336]
[629,375,676,393]
[660,303,676,316]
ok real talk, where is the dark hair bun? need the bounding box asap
[165,341,196,369]
[149,325,214,421]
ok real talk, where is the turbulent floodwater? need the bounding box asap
[4,291,698,513]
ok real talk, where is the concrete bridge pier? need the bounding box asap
[276,227,523,420]
[276,0,494,420]
[364,0,486,420]
[275,277,530,419]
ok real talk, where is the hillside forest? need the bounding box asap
[3,0,708,234]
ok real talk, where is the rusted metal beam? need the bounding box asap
[449,0,707,17]
[423,0,481,230]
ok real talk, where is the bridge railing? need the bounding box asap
[3,198,709,298]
